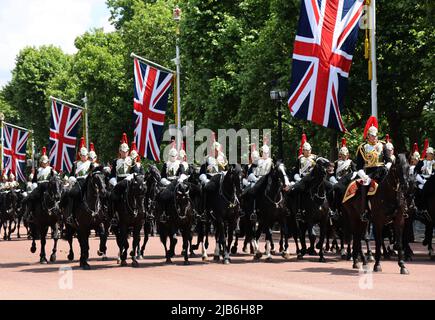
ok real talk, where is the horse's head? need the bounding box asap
[147,165,161,183]
[396,153,410,191]
[175,182,192,219]
[314,157,330,178]
[228,164,243,195]
[48,171,62,202]
[89,166,107,196]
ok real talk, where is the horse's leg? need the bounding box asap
[77,228,91,270]
[131,225,141,268]
[140,221,150,258]
[299,222,308,258]
[39,226,48,264]
[252,221,263,261]
[365,223,374,262]
[3,222,7,240]
[66,225,75,261]
[318,216,327,263]
[50,223,59,262]
[220,220,230,265]
[17,216,22,239]
[7,220,13,241]
[281,219,291,259]
[373,222,383,272]
[118,224,129,267]
[264,227,273,262]
[394,214,409,274]
[213,231,221,262]
[98,223,109,261]
[182,228,190,265]
[307,226,317,255]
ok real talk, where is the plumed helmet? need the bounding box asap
[168,141,178,159]
[78,137,88,158]
[385,134,394,151]
[251,144,260,162]
[40,146,49,164]
[129,141,139,161]
[363,116,378,139]
[339,138,349,155]
[179,142,186,161]
[9,173,15,180]
[427,147,434,155]
[119,133,129,153]
[302,142,312,151]
[89,143,97,160]
[261,144,270,155]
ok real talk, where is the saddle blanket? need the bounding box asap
[342,179,378,203]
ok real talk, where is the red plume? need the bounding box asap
[385,134,390,143]
[121,133,128,145]
[41,146,47,156]
[90,143,95,152]
[341,138,347,148]
[77,137,86,160]
[131,141,137,152]
[412,142,419,154]
[299,133,307,157]
[422,138,429,158]
[363,116,378,140]
[251,143,257,152]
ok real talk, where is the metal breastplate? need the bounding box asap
[37,167,52,182]
[300,156,315,176]
[76,161,91,178]
[116,158,131,177]
[363,143,384,168]
[166,160,180,178]
[336,159,352,180]
[422,160,434,177]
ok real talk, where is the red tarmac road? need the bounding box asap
[0,231,434,300]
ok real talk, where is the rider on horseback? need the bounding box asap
[329,138,356,185]
[199,133,228,217]
[414,140,434,223]
[25,147,57,223]
[109,133,133,187]
[356,116,393,221]
[160,141,186,186]
[291,134,317,219]
[88,142,99,166]
[129,142,145,176]
[242,144,260,188]
[385,134,395,164]
[409,143,420,176]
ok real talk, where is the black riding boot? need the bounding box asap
[360,185,370,222]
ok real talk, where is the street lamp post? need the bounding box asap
[270,90,288,161]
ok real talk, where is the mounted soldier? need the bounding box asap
[291,134,317,218]
[409,143,420,176]
[160,141,185,186]
[69,137,92,185]
[129,141,145,176]
[415,139,434,190]
[88,142,99,166]
[385,134,396,164]
[355,116,393,221]
[242,143,260,188]
[329,138,356,185]
[109,133,132,187]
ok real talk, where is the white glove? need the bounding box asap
[329,176,338,184]
[199,174,210,185]
[109,178,117,187]
[68,176,77,185]
[242,178,249,187]
[247,173,258,183]
[416,174,426,185]
[22,192,28,198]
[294,174,301,182]
[31,183,38,191]
[178,174,188,183]
[125,174,134,181]
[161,178,171,186]
[290,181,296,187]
[351,172,358,180]
[386,162,392,170]
[357,169,371,185]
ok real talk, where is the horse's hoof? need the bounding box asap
[17,235,21,239]
[184,260,191,266]
[352,262,360,269]
[132,260,139,268]
[308,249,317,256]
[255,252,263,260]
[50,254,56,263]
[265,257,272,263]
[30,246,36,254]
[319,257,326,263]
[67,253,74,261]
[213,255,220,262]
[297,254,304,260]
[223,259,230,265]
[315,243,322,250]
[282,253,291,260]
[97,250,103,257]
[40,258,48,264]
[136,255,142,260]
[230,246,237,255]
[400,267,409,275]
[373,265,382,272]
[189,252,197,258]
[81,263,91,270]
[341,254,347,260]
[120,260,128,267]
[165,258,173,265]
[202,256,208,262]
[270,249,276,255]
[367,254,375,262]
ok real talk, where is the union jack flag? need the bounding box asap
[49,100,83,173]
[288,0,364,132]
[2,124,29,182]
[133,58,173,162]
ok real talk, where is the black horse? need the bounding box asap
[0,189,19,240]
[418,172,435,259]
[242,161,291,262]
[60,166,108,269]
[26,171,63,264]
[288,157,331,262]
[204,165,242,264]
[110,174,147,267]
[155,180,195,264]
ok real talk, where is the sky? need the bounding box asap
[0,0,116,88]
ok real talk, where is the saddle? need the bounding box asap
[342,179,378,203]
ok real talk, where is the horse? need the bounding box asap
[26,171,63,264]
[243,161,291,262]
[0,189,19,240]
[419,172,435,259]
[155,180,195,264]
[111,174,147,267]
[60,166,108,269]
[288,157,331,262]
[204,165,242,264]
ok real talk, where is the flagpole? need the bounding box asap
[31,131,35,172]
[369,0,378,118]
[0,112,4,173]
[174,6,182,149]
[49,96,85,111]
[130,53,176,74]
[83,92,89,149]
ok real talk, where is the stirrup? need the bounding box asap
[360,211,369,222]
[250,212,257,222]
